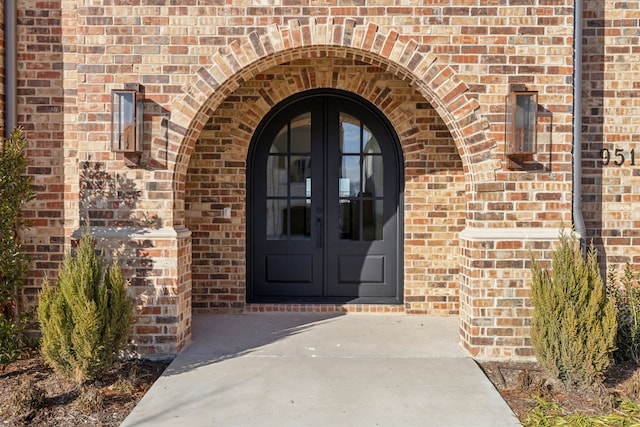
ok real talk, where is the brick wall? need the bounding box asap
[582,1,640,271]
[11,1,587,358]
[15,0,66,312]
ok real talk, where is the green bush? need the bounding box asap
[38,232,132,385]
[530,231,617,389]
[0,128,36,366]
[0,128,35,320]
[0,313,21,365]
[0,312,34,366]
[607,263,640,363]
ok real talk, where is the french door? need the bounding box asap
[248,91,402,302]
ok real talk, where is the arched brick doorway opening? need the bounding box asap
[168,20,497,357]
[184,57,466,316]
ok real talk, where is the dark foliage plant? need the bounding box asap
[0,128,35,321]
[0,128,36,365]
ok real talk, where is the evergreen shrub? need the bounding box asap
[0,313,33,365]
[607,263,640,363]
[0,128,36,365]
[530,231,617,389]
[0,315,21,365]
[38,232,132,385]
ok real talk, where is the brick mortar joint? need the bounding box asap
[72,226,192,240]
[460,227,562,242]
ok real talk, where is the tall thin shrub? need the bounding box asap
[38,232,132,385]
[530,231,617,388]
[607,263,640,363]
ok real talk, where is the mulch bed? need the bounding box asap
[479,360,640,422]
[3,352,640,425]
[0,352,170,426]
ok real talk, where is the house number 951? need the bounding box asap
[600,148,636,166]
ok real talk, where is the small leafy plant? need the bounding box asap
[530,231,617,389]
[0,316,21,365]
[524,397,640,427]
[38,231,132,385]
[0,312,35,366]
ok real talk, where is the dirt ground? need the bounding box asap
[478,360,640,422]
[2,352,640,425]
[0,352,170,426]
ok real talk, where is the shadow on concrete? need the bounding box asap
[162,312,345,376]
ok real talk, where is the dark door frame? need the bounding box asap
[247,89,405,304]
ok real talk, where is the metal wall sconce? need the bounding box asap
[505,85,538,160]
[112,83,144,154]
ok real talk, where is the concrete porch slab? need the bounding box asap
[121,313,521,427]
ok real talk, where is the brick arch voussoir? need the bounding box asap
[170,18,495,222]
[237,67,423,158]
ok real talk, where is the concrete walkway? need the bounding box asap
[121,313,521,427]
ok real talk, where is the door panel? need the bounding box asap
[338,255,385,283]
[252,101,324,297]
[266,254,313,282]
[250,92,401,302]
[325,101,398,298]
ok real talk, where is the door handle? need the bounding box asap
[316,217,322,248]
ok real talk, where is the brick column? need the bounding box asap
[459,227,559,360]
[89,226,192,357]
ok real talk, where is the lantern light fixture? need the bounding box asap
[111,83,144,153]
[505,85,538,159]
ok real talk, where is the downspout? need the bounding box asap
[3,0,17,319]
[572,0,586,244]
[4,0,17,138]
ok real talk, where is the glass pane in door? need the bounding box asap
[338,113,384,241]
[290,198,311,239]
[270,127,288,153]
[291,113,311,152]
[363,199,383,241]
[266,113,312,241]
[339,155,360,197]
[340,114,361,153]
[363,133,381,153]
[338,199,353,239]
[362,154,383,197]
[267,155,287,197]
[290,156,311,197]
[266,199,287,239]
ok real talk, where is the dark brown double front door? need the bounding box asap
[248,91,402,302]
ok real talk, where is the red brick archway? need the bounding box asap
[167,18,505,357]
[167,19,496,229]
